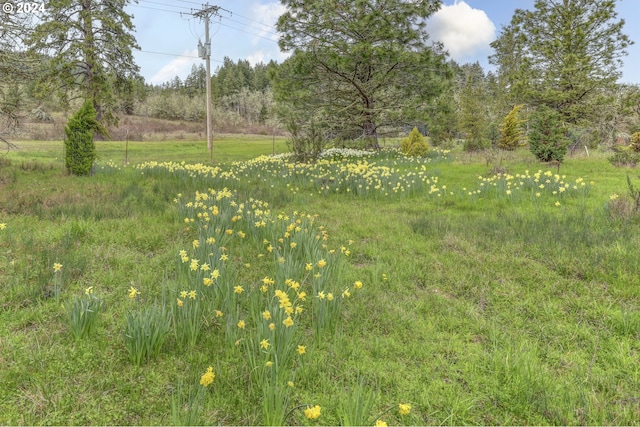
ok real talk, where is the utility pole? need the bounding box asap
[192,4,229,162]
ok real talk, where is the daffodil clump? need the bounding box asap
[469,169,593,205]
[65,286,103,340]
[133,148,450,200]
[173,187,364,424]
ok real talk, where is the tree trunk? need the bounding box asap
[363,98,379,149]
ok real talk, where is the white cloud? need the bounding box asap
[246,50,265,66]
[250,1,286,44]
[428,1,496,62]
[149,49,200,84]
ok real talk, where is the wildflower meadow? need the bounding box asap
[0,140,639,425]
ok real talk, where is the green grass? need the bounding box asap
[1,141,639,425]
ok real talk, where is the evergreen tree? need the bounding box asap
[490,0,632,127]
[64,100,109,176]
[457,62,489,150]
[498,104,526,151]
[275,0,450,147]
[27,0,140,125]
[528,105,569,163]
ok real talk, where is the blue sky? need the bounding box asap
[127,0,640,85]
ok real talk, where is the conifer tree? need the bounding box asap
[498,104,526,151]
[64,100,108,176]
[28,0,140,125]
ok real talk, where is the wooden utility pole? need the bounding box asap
[192,4,228,162]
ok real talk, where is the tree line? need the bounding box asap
[2,0,640,163]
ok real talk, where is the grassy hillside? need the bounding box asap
[0,142,638,425]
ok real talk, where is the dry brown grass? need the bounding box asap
[15,114,285,141]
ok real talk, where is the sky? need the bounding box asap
[127,0,640,86]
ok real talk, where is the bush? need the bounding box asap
[629,132,640,152]
[528,105,568,163]
[400,127,429,156]
[608,149,640,167]
[463,137,490,153]
[498,104,526,151]
[286,120,325,162]
[64,101,108,176]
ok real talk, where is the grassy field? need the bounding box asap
[1,138,639,425]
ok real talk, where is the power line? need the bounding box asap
[137,0,192,12]
[229,10,280,33]
[131,2,280,41]
[217,21,279,43]
[137,49,224,64]
[129,4,182,15]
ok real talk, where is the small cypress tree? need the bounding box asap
[528,105,568,163]
[401,127,429,157]
[498,104,526,151]
[64,101,108,176]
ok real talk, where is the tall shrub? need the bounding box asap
[64,101,108,176]
[498,104,526,150]
[528,105,568,163]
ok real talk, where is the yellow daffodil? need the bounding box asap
[0,223,6,230]
[84,286,93,295]
[375,420,388,427]
[287,381,294,387]
[128,286,139,299]
[260,339,270,350]
[177,298,184,307]
[317,259,327,268]
[180,290,188,298]
[237,320,246,329]
[354,281,363,289]
[262,276,275,285]
[234,285,244,294]
[398,403,412,415]
[283,317,294,327]
[304,405,321,420]
[297,345,306,355]
[53,263,63,273]
[199,366,215,387]
[262,310,271,320]
[268,323,275,331]
[188,290,196,299]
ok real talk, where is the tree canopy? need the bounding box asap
[274,0,450,147]
[27,0,140,124]
[490,0,633,127]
